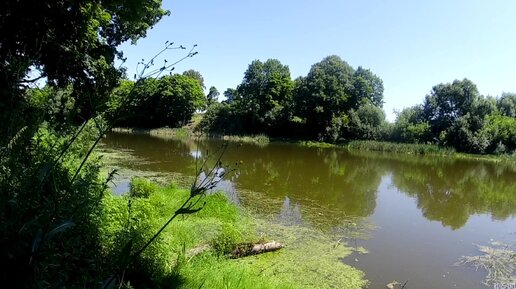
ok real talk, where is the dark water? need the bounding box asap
[102,132,516,289]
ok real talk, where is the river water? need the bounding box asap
[101,132,516,289]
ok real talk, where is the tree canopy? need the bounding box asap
[1,0,168,123]
[109,74,205,128]
[200,55,388,141]
[182,69,206,89]
[236,59,294,133]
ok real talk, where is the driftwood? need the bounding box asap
[230,241,284,258]
[187,241,285,259]
[386,280,400,289]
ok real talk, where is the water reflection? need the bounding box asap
[277,197,303,226]
[102,133,516,289]
[102,132,516,230]
[355,153,516,229]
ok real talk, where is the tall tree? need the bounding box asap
[296,55,355,141]
[423,78,479,136]
[206,86,220,107]
[237,59,293,132]
[0,0,169,127]
[182,69,205,89]
[223,88,239,104]
[497,92,516,117]
[351,67,384,107]
[156,74,206,126]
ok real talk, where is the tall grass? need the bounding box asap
[296,140,335,148]
[347,140,455,155]
[222,134,270,146]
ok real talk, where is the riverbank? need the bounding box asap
[109,126,516,164]
[101,176,368,289]
[112,126,271,146]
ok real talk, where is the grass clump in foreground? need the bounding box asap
[347,140,455,155]
[100,182,366,289]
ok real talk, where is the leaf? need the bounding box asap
[46,220,75,241]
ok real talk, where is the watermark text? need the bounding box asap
[495,283,516,289]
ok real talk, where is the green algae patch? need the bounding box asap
[235,221,368,289]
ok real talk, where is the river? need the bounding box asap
[101,132,516,289]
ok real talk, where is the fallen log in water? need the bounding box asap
[230,241,284,258]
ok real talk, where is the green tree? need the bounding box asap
[295,56,386,142]
[392,105,433,143]
[182,69,205,89]
[296,55,355,141]
[155,74,206,126]
[350,67,384,107]
[237,59,293,133]
[0,1,169,287]
[422,78,479,137]
[0,0,169,128]
[206,86,220,107]
[497,92,516,117]
[346,102,386,140]
[484,113,516,153]
[223,88,240,104]
[442,95,497,153]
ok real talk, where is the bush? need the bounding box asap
[130,177,157,198]
[0,121,111,288]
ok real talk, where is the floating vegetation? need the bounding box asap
[456,241,515,286]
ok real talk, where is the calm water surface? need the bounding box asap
[102,132,516,289]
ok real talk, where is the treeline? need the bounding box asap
[390,80,516,154]
[107,70,206,128]
[197,57,516,154]
[105,56,516,155]
[200,56,386,142]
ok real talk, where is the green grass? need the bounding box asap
[296,140,335,148]
[347,140,455,155]
[100,183,367,289]
[222,134,270,146]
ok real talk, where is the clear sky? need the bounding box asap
[119,0,516,121]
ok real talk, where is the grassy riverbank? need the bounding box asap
[347,140,455,155]
[108,125,516,166]
[347,140,516,164]
[101,179,367,289]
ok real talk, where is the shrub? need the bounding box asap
[130,177,157,198]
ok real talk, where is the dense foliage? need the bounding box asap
[108,74,206,128]
[199,56,387,141]
[0,0,169,287]
[392,79,516,154]
[191,58,515,154]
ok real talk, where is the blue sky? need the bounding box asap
[119,0,516,121]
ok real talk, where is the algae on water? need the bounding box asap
[457,241,515,286]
